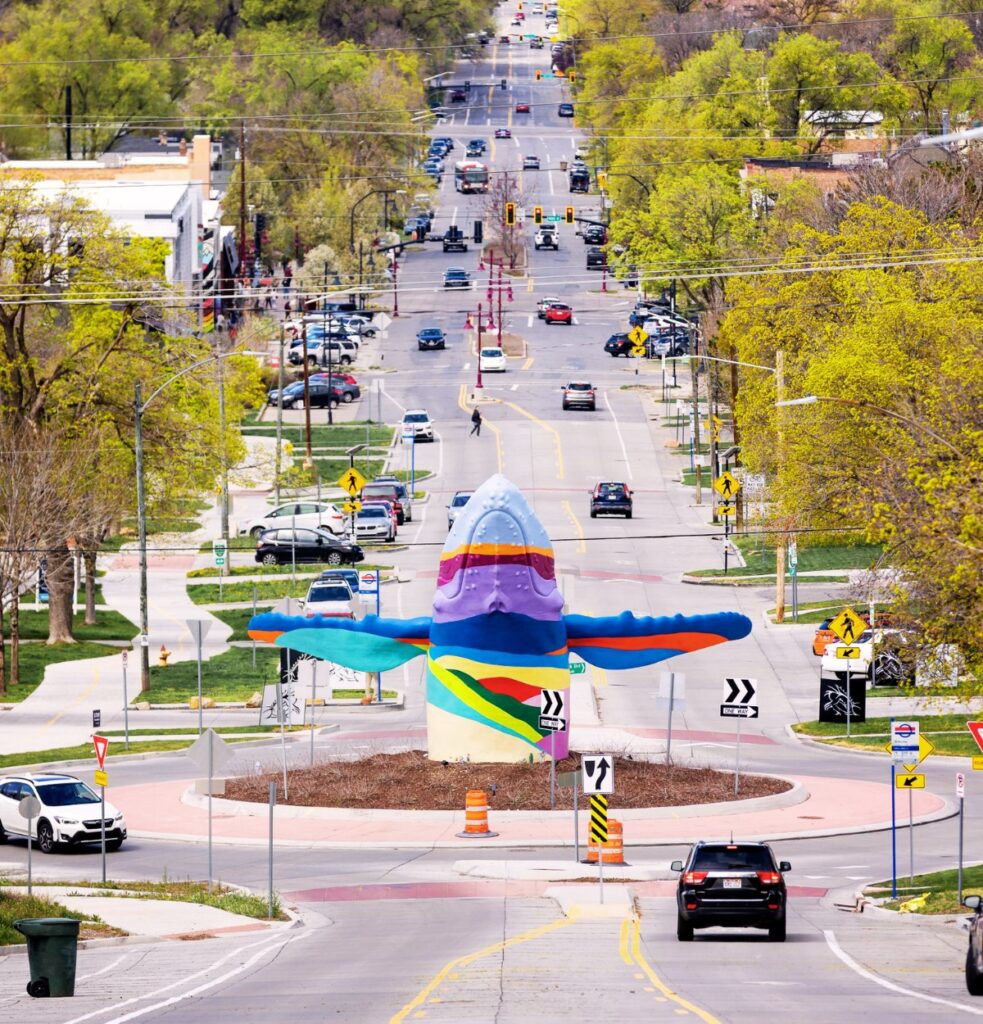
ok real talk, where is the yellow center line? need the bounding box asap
[498,399,564,479]
[618,918,633,966]
[522,356,534,370]
[561,499,586,554]
[526,276,534,292]
[629,917,721,1024]
[389,915,577,1023]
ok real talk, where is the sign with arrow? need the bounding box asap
[581,753,614,795]
[721,677,757,719]
[539,688,566,732]
[569,659,586,675]
[896,774,925,789]
[885,724,935,771]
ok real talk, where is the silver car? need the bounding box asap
[354,505,395,542]
[447,490,474,529]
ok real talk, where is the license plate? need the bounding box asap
[723,878,741,889]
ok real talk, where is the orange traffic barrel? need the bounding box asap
[586,818,625,864]
[456,789,499,838]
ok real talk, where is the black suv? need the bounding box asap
[582,224,607,245]
[672,841,790,942]
[964,894,983,993]
[604,333,632,357]
[590,482,632,518]
[586,246,607,270]
[255,527,364,567]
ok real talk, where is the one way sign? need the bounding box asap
[721,677,758,719]
[539,689,566,732]
[581,754,614,795]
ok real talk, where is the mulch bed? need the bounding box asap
[224,752,790,810]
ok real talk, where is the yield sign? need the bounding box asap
[968,721,983,753]
[93,734,109,770]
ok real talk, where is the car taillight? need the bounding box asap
[683,871,707,885]
[757,871,782,885]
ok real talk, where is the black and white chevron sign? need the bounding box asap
[539,689,566,732]
[721,677,758,719]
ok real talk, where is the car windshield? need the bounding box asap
[481,349,501,357]
[38,781,99,806]
[691,846,775,871]
[308,584,350,602]
[404,414,429,423]
[452,494,472,507]
[568,383,591,391]
[599,484,626,497]
[359,508,387,519]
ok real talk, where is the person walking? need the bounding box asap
[470,407,482,436]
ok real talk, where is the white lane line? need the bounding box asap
[465,105,471,126]
[380,381,406,415]
[527,314,533,327]
[549,165,555,196]
[605,389,634,480]
[824,930,983,1017]
[63,932,310,1024]
[77,953,131,983]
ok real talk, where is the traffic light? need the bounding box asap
[473,220,483,244]
[569,70,577,83]
[535,70,542,80]
[501,78,507,90]
[564,206,575,224]
[597,171,607,189]
[533,205,543,225]
[505,202,516,226]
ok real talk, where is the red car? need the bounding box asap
[515,102,530,113]
[310,371,358,387]
[495,127,512,138]
[544,302,572,325]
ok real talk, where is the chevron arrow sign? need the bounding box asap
[539,689,566,732]
[721,677,757,719]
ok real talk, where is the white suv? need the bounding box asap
[0,773,127,853]
[238,501,346,538]
[401,409,435,442]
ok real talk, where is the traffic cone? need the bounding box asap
[465,312,474,329]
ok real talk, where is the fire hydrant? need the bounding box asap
[158,644,172,668]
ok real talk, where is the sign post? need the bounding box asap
[957,771,966,903]
[18,795,41,896]
[93,734,109,882]
[213,538,227,600]
[658,672,686,765]
[121,650,130,750]
[186,618,212,734]
[558,769,581,864]
[582,755,614,904]
[886,721,935,893]
[721,678,757,795]
[187,729,234,893]
[539,689,566,809]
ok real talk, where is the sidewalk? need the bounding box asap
[113,772,952,850]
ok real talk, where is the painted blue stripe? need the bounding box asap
[429,612,566,653]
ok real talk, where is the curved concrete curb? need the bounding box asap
[180,772,805,822]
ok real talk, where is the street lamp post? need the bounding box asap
[349,189,406,253]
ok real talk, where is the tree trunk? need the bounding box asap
[45,547,76,644]
[0,588,6,696]
[84,550,98,626]
[10,598,19,685]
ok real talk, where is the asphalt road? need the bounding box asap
[2,9,982,1023]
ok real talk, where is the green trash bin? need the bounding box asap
[13,917,80,998]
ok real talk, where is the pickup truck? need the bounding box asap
[442,227,468,252]
[534,227,559,250]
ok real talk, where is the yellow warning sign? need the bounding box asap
[94,769,108,788]
[337,467,367,497]
[895,774,925,789]
[883,734,936,772]
[835,646,861,659]
[713,471,740,499]
[342,501,362,514]
[829,607,866,644]
[972,756,983,771]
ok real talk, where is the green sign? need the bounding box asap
[569,661,585,675]
[545,214,563,222]
[213,539,227,567]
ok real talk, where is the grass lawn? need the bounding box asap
[0,738,218,767]
[867,863,983,914]
[793,714,979,757]
[1,642,120,703]
[15,605,136,642]
[240,422,393,448]
[213,609,273,639]
[188,578,313,604]
[688,538,882,579]
[143,646,279,704]
[189,564,323,579]
[0,890,113,946]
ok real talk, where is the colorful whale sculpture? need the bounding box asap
[248,475,752,762]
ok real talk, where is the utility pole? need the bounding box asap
[134,383,149,692]
[497,265,503,347]
[323,263,334,426]
[65,85,72,161]
[238,120,247,283]
[691,324,702,506]
[301,321,313,466]
[774,349,786,623]
[275,326,284,506]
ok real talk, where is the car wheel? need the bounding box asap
[330,398,340,408]
[250,526,265,539]
[768,915,787,942]
[609,352,618,357]
[36,820,57,854]
[676,915,694,942]
[341,356,352,365]
[590,509,597,518]
[967,948,983,995]
[626,511,632,519]
[307,356,317,366]
[0,819,7,843]
[342,392,355,404]
[261,553,280,566]
[326,551,343,566]
[107,838,123,852]
[562,402,569,410]
[364,329,377,338]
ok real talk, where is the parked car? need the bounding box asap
[812,618,838,656]
[672,841,791,942]
[309,371,358,388]
[558,102,575,117]
[320,567,360,593]
[401,409,435,442]
[515,102,530,113]
[238,501,346,539]
[590,482,632,518]
[544,302,573,325]
[443,267,471,289]
[361,483,407,525]
[433,136,454,152]
[479,347,507,372]
[255,527,364,566]
[820,628,915,685]
[266,380,352,409]
[604,333,633,358]
[495,127,512,138]
[447,490,474,529]
[964,894,983,994]
[0,773,127,853]
[562,381,596,410]
[354,504,396,542]
[417,326,447,350]
[302,578,357,619]
[523,154,541,169]
[537,295,562,318]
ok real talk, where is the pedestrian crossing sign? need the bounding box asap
[337,467,367,497]
[713,471,740,499]
[830,607,865,644]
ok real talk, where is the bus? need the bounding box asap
[454,161,489,193]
